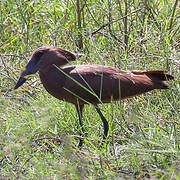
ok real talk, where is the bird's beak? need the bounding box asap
[14,61,37,89]
[14,76,27,89]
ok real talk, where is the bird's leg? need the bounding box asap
[75,104,84,147]
[94,105,109,140]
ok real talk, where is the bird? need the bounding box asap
[14,46,174,146]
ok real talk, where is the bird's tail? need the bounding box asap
[132,70,174,89]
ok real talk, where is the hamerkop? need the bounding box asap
[14,46,174,146]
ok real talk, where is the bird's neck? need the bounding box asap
[39,64,62,80]
[39,65,66,99]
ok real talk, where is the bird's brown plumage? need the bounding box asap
[39,64,173,106]
[14,46,174,146]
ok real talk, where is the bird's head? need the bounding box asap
[14,46,76,89]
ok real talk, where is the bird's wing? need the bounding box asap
[62,65,173,103]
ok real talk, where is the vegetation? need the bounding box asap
[0,0,179,179]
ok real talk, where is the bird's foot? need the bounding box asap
[77,138,84,148]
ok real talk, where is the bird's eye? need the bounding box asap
[34,52,44,64]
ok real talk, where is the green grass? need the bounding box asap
[0,0,180,179]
